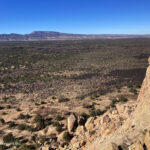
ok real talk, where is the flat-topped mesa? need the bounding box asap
[132,57,150,129]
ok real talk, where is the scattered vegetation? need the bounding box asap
[0,118,5,124]
[3,133,16,143]
[58,97,70,103]
[18,113,31,119]
[63,132,72,142]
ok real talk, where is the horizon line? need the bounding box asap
[0,31,150,36]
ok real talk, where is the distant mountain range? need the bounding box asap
[0,31,150,41]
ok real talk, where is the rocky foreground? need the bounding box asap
[86,57,150,150]
[1,57,150,149]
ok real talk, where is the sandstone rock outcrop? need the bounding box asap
[86,57,150,150]
[132,58,150,129]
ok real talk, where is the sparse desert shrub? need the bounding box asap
[52,121,63,133]
[118,96,128,102]
[52,96,56,100]
[135,83,141,89]
[18,123,34,131]
[0,106,4,110]
[80,113,89,120]
[2,96,9,102]
[0,118,5,124]
[89,130,96,136]
[35,102,39,106]
[9,121,17,128]
[79,113,89,125]
[1,112,7,115]
[96,109,104,116]
[89,109,96,117]
[17,144,38,150]
[56,115,64,121]
[18,113,31,119]
[63,132,72,142]
[127,83,133,88]
[6,105,11,109]
[41,101,46,104]
[83,104,93,109]
[3,133,16,143]
[58,97,70,103]
[90,93,99,99]
[36,120,45,131]
[44,118,52,126]
[89,108,105,117]
[33,114,43,123]
[110,99,117,108]
[0,145,7,150]
[33,114,45,130]
[16,108,21,112]
[129,88,137,94]
[39,136,47,145]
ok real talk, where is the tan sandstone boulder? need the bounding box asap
[67,114,77,133]
[104,143,118,150]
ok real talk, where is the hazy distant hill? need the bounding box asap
[0,31,150,41]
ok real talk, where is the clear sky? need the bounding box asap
[0,0,150,34]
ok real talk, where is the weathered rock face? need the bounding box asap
[132,58,150,129]
[85,57,150,150]
[144,131,150,150]
[104,143,118,150]
[67,114,77,133]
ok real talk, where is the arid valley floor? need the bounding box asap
[0,39,150,150]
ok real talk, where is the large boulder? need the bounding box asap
[85,117,95,131]
[39,126,58,136]
[67,114,77,133]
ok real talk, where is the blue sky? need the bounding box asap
[0,0,150,34]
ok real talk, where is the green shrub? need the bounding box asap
[3,133,16,143]
[90,93,99,99]
[2,96,9,102]
[33,114,43,123]
[9,121,17,128]
[17,144,38,150]
[0,106,4,110]
[18,124,34,131]
[96,109,104,116]
[41,101,46,104]
[0,145,7,150]
[135,83,141,89]
[0,118,5,124]
[63,132,72,142]
[16,108,21,112]
[129,88,137,94]
[52,96,56,100]
[127,83,133,88]
[36,120,45,131]
[18,113,31,119]
[89,109,96,117]
[89,130,96,136]
[6,105,11,109]
[56,115,64,121]
[58,97,70,103]
[79,113,89,125]
[52,121,63,132]
[110,99,117,108]
[44,118,52,126]
[118,96,128,102]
